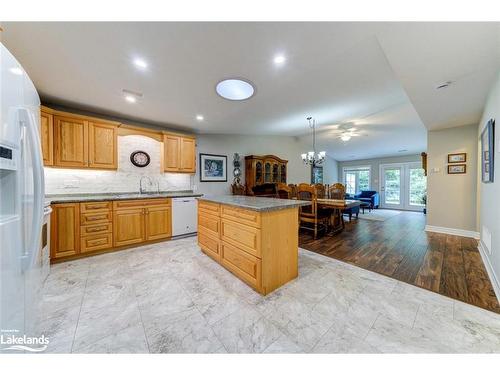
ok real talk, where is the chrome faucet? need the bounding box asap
[139,176,153,194]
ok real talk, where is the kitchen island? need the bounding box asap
[197,195,310,295]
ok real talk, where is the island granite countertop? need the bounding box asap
[197,195,310,212]
[47,191,202,204]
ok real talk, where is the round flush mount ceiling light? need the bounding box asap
[216,79,255,101]
[133,58,148,70]
[273,54,286,65]
[196,115,204,121]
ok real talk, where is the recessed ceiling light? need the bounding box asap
[216,79,255,101]
[125,95,136,103]
[133,58,148,69]
[196,115,204,121]
[273,54,286,65]
[9,67,23,75]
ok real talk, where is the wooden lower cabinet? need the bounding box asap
[113,208,145,247]
[51,203,80,259]
[51,198,172,262]
[145,206,172,241]
[197,200,299,295]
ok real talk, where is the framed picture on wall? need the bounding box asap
[199,153,227,182]
[311,165,323,184]
[448,164,466,174]
[481,119,495,183]
[447,153,466,163]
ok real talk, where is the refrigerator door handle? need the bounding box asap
[19,107,45,270]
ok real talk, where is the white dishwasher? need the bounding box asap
[172,197,198,237]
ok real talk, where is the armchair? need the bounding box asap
[354,190,379,209]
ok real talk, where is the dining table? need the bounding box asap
[316,198,363,234]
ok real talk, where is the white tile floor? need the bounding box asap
[38,237,500,353]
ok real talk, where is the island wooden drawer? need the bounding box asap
[80,201,112,212]
[198,212,220,237]
[221,219,261,258]
[80,222,112,236]
[80,211,112,225]
[221,241,261,290]
[198,229,221,261]
[80,233,113,253]
[113,198,171,210]
[221,206,261,228]
[198,201,220,216]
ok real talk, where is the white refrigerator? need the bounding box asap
[0,42,45,349]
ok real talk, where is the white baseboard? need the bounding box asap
[424,225,480,239]
[478,241,500,305]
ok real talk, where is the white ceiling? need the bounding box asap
[1,22,498,161]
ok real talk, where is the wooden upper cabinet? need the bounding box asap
[40,111,54,166]
[88,122,117,169]
[54,115,89,168]
[163,134,196,173]
[180,137,196,172]
[164,135,181,172]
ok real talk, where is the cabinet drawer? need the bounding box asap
[221,241,261,289]
[80,233,113,253]
[80,211,112,225]
[221,206,261,228]
[198,200,220,215]
[198,212,220,238]
[221,219,261,258]
[198,229,221,261]
[113,198,171,210]
[80,222,112,236]
[80,201,112,212]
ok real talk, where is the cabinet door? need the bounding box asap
[180,137,196,173]
[51,203,80,259]
[40,111,54,166]
[164,135,181,172]
[113,208,145,247]
[54,115,88,167]
[88,122,117,169]
[145,206,172,241]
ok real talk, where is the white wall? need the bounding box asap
[477,71,500,294]
[323,155,339,184]
[194,134,312,195]
[337,154,422,189]
[45,135,191,194]
[426,124,478,232]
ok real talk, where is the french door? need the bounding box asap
[380,162,426,211]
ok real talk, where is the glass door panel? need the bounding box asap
[382,167,403,209]
[408,166,426,209]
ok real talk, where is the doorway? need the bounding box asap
[379,162,426,211]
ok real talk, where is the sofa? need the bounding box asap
[353,190,380,209]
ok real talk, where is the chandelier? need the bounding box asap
[301,117,326,165]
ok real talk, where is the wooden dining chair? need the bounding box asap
[327,183,346,229]
[276,183,292,199]
[328,183,346,199]
[313,183,326,198]
[297,183,329,239]
[231,182,246,195]
[288,184,298,198]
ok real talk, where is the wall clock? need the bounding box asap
[130,151,150,167]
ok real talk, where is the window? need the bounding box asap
[343,166,371,195]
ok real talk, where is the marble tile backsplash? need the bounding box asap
[45,135,192,194]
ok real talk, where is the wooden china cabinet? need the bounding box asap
[244,155,288,195]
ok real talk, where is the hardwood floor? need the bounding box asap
[299,210,500,313]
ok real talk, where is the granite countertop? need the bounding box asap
[47,191,202,204]
[197,195,310,212]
